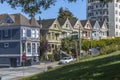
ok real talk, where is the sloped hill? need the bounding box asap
[19,51,120,80]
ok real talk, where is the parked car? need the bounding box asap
[59,56,73,64]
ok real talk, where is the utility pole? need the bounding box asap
[78,26,82,59]
[90,30,92,55]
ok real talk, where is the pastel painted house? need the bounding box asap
[99,21,108,39]
[58,18,73,38]
[40,19,62,54]
[0,14,40,67]
[90,20,101,40]
[81,20,92,40]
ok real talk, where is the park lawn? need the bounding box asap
[19,51,120,80]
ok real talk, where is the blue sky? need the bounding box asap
[0,0,86,20]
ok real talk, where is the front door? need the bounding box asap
[10,58,17,67]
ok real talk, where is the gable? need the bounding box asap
[93,21,100,30]
[62,19,73,31]
[101,23,107,30]
[49,19,61,31]
[84,21,92,29]
[4,15,14,23]
[74,20,83,29]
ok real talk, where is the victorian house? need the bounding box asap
[70,18,83,38]
[81,20,92,40]
[0,13,40,67]
[58,18,73,38]
[90,20,101,40]
[99,21,108,39]
[40,19,62,54]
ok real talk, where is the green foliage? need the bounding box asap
[82,40,90,51]
[19,51,120,80]
[58,7,76,20]
[100,44,119,55]
[61,37,75,53]
[62,37,120,55]
[0,0,56,16]
[0,0,114,16]
[48,54,55,62]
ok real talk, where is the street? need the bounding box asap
[0,61,59,80]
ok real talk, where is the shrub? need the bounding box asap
[48,54,55,62]
[100,44,119,55]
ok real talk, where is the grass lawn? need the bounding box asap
[19,51,120,80]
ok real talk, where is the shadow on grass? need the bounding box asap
[20,53,120,80]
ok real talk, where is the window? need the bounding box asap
[4,30,8,37]
[31,29,35,38]
[116,32,118,36]
[32,43,36,53]
[27,43,31,53]
[52,44,54,48]
[54,24,57,28]
[48,33,51,39]
[116,3,118,7]
[116,10,118,14]
[66,24,69,28]
[4,43,9,48]
[22,43,26,53]
[27,29,31,37]
[22,28,26,37]
[96,5,98,8]
[36,29,39,38]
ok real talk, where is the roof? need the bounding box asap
[0,13,39,27]
[58,19,67,26]
[69,18,78,26]
[99,22,104,27]
[89,20,96,27]
[40,19,56,29]
[80,20,88,27]
[29,17,39,27]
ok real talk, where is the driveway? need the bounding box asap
[0,61,59,80]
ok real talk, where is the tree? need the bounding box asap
[0,0,112,16]
[61,37,75,54]
[40,40,51,60]
[58,7,76,20]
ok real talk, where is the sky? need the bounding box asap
[0,0,86,20]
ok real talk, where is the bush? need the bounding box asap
[100,44,119,55]
[48,54,55,62]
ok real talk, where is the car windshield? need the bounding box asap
[62,57,71,60]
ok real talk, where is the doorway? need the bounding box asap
[10,58,17,67]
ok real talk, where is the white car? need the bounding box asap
[59,56,73,64]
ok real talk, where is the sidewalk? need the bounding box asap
[0,61,59,80]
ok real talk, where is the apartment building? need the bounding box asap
[86,0,120,37]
